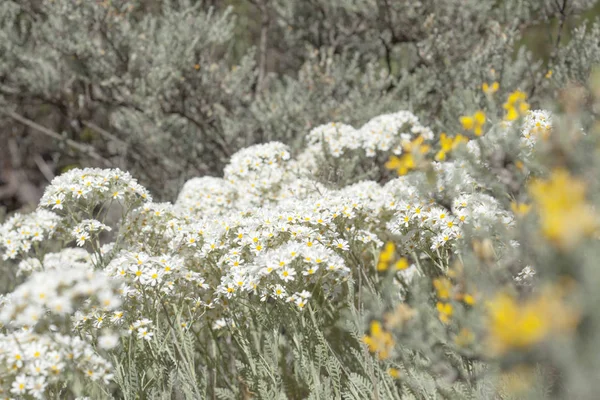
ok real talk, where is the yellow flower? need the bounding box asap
[402,135,431,154]
[463,293,476,306]
[377,242,395,271]
[515,160,524,171]
[529,169,597,249]
[505,107,519,121]
[435,133,469,161]
[545,69,553,79]
[388,368,401,379]
[511,201,531,217]
[486,285,579,356]
[436,302,453,324]
[482,81,500,94]
[473,111,486,135]
[460,111,486,136]
[439,133,454,152]
[433,278,452,300]
[503,90,529,121]
[363,321,395,360]
[386,135,431,176]
[486,293,548,355]
[460,116,474,131]
[393,257,409,270]
[385,154,415,176]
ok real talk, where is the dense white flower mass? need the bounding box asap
[223,141,292,207]
[0,109,554,398]
[297,110,434,173]
[39,168,151,214]
[175,176,236,216]
[0,330,113,397]
[0,264,121,328]
[17,247,93,275]
[520,110,552,149]
[0,210,61,260]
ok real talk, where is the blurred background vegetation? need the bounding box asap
[0,0,599,215]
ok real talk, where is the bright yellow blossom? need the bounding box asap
[529,169,597,249]
[433,278,452,300]
[402,135,431,154]
[460,111,486,136]
[486,293,548,355]
[385,154,415,176]
[385,135,431,175]
[463,293,476,306]
[503,90,530,121]
[511,201,531,217]
[486,285,579,356]
[482,81,499,94]
[393,257,409,270]
[377,243,409,271]
[363,321,395,360]
[388,368,401,379]
[377,242,395,271]
[435,133,469,161]
[436,302,453,324]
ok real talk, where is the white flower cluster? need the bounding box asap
[128,318,155,341]
[223,142,292,207]
[175,176,236,216]
[17,247,93,275]
[0,210,61,260]
[72,219,112,247]
[180,178,399,308]
[39,168,151,213]
[0,329,113,398]
[0,264,121,328]
[431,161,476,198]
[520,110,552,149]
[385,175,514,255]
[298,111,434,172]
[121,201,184,250]
[105,251,193,294]
[515,265,536,286]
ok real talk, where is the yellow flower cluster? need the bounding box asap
[387,367,401,379]
[435,133,469,161]
[385,136,430,175]
[433,277,476,324]
[529,169,597,250]
[363,321,395,360]
[486,284,579,356]
[460,111,486,136]
[482,81,499,95]
[436,302,453,324]
[434,277,476,303]
[503,90,530,121]
[376,242,409,271]
[510,201,531,217]
[433,277,452,300]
